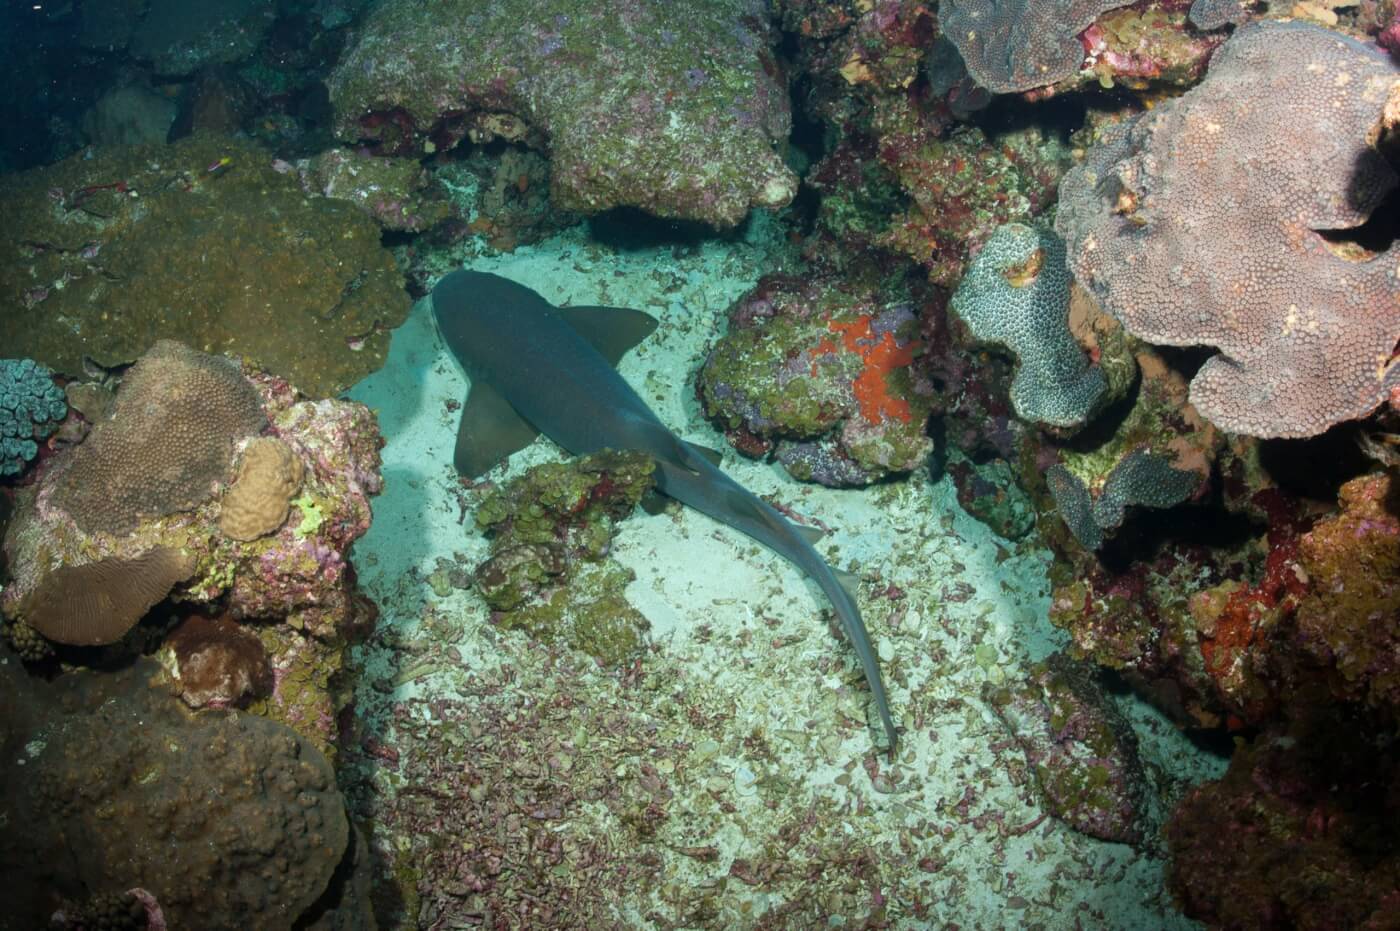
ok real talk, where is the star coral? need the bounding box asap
[1057,21,1400,438]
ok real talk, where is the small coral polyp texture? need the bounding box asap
[1057,21,1400,438]
[697,276,934,486]
[326,0,796,227]
[0,357,67,476]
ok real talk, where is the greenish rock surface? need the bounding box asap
[474,450,656,666]
[0,134,410,398]
[326,0,796,227]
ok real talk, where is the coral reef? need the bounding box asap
[1,342,383,751]
[950,223,1107,431]
[1057,21,1400,438]
[49,340,266,536]
[474,450,656,666]
[218,436,305,542]
[986,653,1147,843]
[697,275,935,486]
[0,657,355,931]
[326,0,795,227]
[938,0,1133,92]
[0,358,67,477]
[1293,472,1400,716]
[0,134,410,397]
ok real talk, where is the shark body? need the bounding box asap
[431,269,897,750]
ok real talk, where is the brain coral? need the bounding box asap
[1056,21,1400,438]
[48,340,266,536]
[0,134,410,397]
[326,0,795,227]
[218,436,305,542]
[0,657,352,930]
[0,358,67,476]
[938,0,1133,92]
[950,223,1107,429]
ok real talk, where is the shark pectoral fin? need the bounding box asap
[453,381,540,479]
[682,441,725,468]
[792,523,826,547]
[556,304,659,366]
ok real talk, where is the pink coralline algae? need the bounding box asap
[1057,21,1400,438]
[326,0,796,227]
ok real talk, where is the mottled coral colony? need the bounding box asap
[1,0,1400,927]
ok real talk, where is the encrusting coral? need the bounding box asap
[218,436,305,542]
[1057,21,1400,438]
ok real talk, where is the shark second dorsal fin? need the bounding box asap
[555,304,659,366]
[454,380,540,479]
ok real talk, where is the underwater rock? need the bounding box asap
[986,653,1147,844]
[1057,21,1400,438]
[474,450,656,666]
[946,454,1036,541]
[326,0,796,227]
[697,275,935,486]
[0,134,410,398]
[0,657,353,930]
[1168,723,1400,929]
[129,0,276,76]
[303,147,453,233]
[80,82,178,147]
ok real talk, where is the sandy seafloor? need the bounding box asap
[345,214,1225,929]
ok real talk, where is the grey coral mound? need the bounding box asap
[938,0,1133,93]
[951,223,1107,430]
[1056,21,1400,438]
[49,340,266,535]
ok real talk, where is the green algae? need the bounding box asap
[473,450,655,666]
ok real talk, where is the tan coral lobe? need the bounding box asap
[219,437,305,541]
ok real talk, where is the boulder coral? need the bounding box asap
[218,436,305,542]
[326,0,796,227]
[0,657,355,930]
[1057,21,1400,438]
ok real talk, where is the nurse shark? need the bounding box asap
[431,269,898,750]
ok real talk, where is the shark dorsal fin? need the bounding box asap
[555,304,659,366]
[454,380,540,479]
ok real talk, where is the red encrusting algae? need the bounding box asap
[810,314,921,425]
